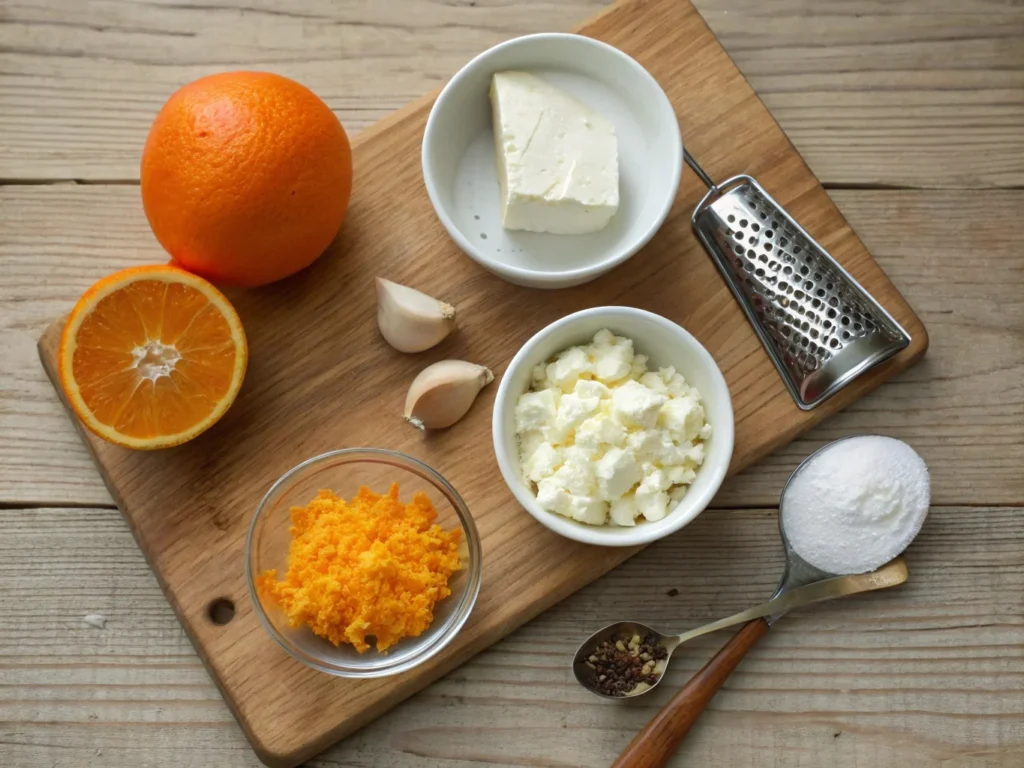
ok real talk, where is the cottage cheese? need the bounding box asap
[514,330,712,526]
[489,71,619,235]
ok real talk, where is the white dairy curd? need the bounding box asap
[514,330,711,526]
[490,71,619,235]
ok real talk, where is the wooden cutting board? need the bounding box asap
[38,0,928,764]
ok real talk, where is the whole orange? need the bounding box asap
[141,72,352,287]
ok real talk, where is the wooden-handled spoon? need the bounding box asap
[606,438,915,767]
[610,618,768,768]
[609,558,909,768]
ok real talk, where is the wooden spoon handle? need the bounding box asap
[610,618,770,768]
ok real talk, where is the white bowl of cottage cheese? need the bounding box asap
[492,307,734,546]
[422,34,682,289]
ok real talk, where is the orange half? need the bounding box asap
[58,265,248,450]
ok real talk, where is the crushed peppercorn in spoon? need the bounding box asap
[584,630,670,697]
[574,560,909,698]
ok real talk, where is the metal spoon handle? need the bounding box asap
[669,558,909,649]
[614,559,909,768]
[611,619,769,768]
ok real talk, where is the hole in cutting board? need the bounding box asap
[208,598,235,625]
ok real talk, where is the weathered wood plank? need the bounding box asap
[24,0,931,755]
[0,0,1021,186]
[1,186,1020,507]
[2,1,1021,767]
[1,505,1020,767]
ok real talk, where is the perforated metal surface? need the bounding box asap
[692,176,911,409]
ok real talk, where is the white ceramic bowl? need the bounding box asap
[492,307,734,547]
[422,33,682,289]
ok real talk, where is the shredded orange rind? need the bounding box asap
[257,484,462,653]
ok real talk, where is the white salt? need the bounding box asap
[782,436,930,574]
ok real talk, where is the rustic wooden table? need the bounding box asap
[2,1,1022,766]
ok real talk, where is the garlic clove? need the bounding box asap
[404,360,494,430]
[376,277,456,353]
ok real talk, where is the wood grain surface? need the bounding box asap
[31,0,928,762]
[1,0,1022,187]
[2,0,1023,766]
[2,505,1021,767]
[4,186,1020,509]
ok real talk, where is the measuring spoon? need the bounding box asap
[609,439,912,768]
[573,558,907,698]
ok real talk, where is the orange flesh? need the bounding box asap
[71,279,239,440]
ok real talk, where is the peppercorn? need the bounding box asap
[584,632,668,696]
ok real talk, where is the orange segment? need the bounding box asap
[59,265,248,450]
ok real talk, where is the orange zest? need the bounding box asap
[58,265,248,450]
[257,485,462,653]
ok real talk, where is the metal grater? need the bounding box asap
[685,151,911,410]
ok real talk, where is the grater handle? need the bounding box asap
[684,150,754,223]
[683,149,717,191]
[691,174,756,226]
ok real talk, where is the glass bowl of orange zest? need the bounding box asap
[246,448,482,678]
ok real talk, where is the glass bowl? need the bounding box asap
[245,448,482,678]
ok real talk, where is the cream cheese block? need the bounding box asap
[489,71,619,235]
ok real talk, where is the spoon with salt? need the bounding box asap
[597,436,927,768]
